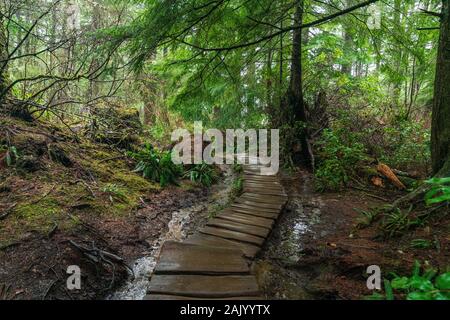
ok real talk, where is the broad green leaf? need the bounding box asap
[384,279,394,300]
[408,276,434,291]
[391,277,409,289]
[435,273,450,290]
[407,291,433,300]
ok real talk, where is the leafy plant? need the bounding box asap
[315,128,367,191]
[129,144,182,187]
[355,209,378,228]
[232,163,243,174]
[366,261,450,300]
[101,183,128,203]
[424,177,450,206]
[410,239,432,249]
[1,145,19,166]
[183,163,218,187]
[389,261,450,300]
[380,207,419,237]
[229,176,243,201]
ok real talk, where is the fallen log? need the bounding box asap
[377,163,406,190]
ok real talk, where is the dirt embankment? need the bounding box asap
[0,115,213,300]
[256,170,449,300]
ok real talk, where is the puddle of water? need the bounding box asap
[108,167,235,300]
[266,194,324,264]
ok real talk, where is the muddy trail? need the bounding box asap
[0,163,237,300]
[110,166,236,300]
[255,170,449,300]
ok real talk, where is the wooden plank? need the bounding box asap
[242,191,286,199]
[185,233,260,258]
[154,241,249,275]
[224,207,279,219]
[147,274,260,298]
[232,203,280,213]
[207,218,270,238]
[244,181,282,187]
[216,212,274,229]
[240,193,287,205]
[200,226,265,246]
[244,181,281,187]
[243,188,286,196]
[234,198,282,210]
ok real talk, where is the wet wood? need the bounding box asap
[147,274,260,298]
[200,226,265,246]
[185,233,260,258]
[207,218,270,238]
[232,203,280,213]
[145,162,287,300]
[234,198,282,210]
[154,241,249,275]
[217,211,274,229]
[225,207,279,219]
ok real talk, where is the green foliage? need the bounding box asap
[101,183,129,203]
[424,177,450,206]
[390,262,450,300]
[230,176,243,201]
[410,239,433,249]
[1,145,19,166]
[232,163,243,174]
[129,144,182,187]
[355,209,379,228]
[366,261,450,300]
[183,163,218,187]
[315,128,367,191]
[380,207,420,237]
[379,119,431,172]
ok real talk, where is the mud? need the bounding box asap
[110,166,236,300]
[255,169,449,300]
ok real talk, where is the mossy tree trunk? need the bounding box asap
[431,0,450,177]
[283,0,313,168]
[0,14,8,101]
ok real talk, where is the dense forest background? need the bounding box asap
[1,0,448,173]
[0,0,449,300]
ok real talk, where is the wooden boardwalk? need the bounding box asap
[144,164,287,300]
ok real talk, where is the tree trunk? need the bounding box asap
[283,0,313,168]
[431,0,450,177]
[0,14,8,101]
[341,0,354,76]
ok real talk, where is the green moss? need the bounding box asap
[114,171,160,192]
[15,198,60,219]
[11,197,62,233]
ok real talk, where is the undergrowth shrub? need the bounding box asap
[128,144,182,187]
[367,261,450,300]
[424,177,450,206]
[378,119,430,173]
[314,128,367,191]
[184,163,218,186]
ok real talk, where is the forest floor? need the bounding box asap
[1,116,448,300]
[256,170,449,299]
[0,115,236,300]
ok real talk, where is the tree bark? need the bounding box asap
[340,0,353,75]
[431,0,450,177]
[0,14,8,100]
[284,0,313,168]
